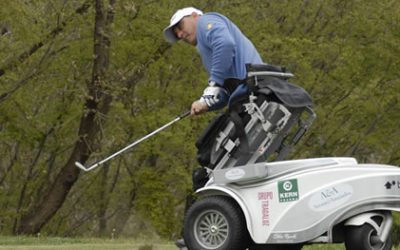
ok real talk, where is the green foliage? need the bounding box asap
[0,0,399,241]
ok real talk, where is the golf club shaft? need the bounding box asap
[76,110,190,172]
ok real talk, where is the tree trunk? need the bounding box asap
[97,166,110,236]
[16,0,116,235]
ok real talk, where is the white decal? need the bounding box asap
[225,168,245,180]
[271,233,297,243]
[309,184,353,211]
[272,234,284,240]
[283,181,293,191]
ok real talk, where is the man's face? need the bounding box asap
[173,14,198,46]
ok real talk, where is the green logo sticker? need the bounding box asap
[278,179,299,202]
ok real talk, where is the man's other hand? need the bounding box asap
[191,100,209,115]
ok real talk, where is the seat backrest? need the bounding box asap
[210,98,315,170]
[196,64,316,170]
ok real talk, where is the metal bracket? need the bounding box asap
[215,131,238,153]
[244,96,273,132]
[276,105,292,131]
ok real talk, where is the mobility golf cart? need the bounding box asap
[75,64,400,250]
[183,157,400,250]
[181,64,400,250]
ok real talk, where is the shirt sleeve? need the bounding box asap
[201,19,236,86]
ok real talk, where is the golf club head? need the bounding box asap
[75,161,89,172]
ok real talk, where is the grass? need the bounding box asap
[0,236,176,250]
[0,236,398,250]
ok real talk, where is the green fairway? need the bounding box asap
[0,244,175,250]
[0,236,398,250]
[0,237,175,250]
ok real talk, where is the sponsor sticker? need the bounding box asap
[385,180,400,189]
[258,192,273,226]
[278,179,299,202]
[308,184,353,211]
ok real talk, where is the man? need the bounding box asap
[163,7,264,248]
[163,7,263,116]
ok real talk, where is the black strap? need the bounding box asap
[228,99,252,156]
[229,111,249,154]
[246,63,286,73]
[223,78,243,95]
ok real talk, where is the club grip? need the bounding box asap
[179,110,191,119]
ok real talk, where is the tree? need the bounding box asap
[16,0,116,234]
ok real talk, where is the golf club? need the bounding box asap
[75,110,190,172]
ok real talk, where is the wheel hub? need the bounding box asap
[210,225,219,235]
[369,232,384,249]
[194,209,229,249]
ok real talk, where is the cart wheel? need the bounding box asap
[345,224,392,250]
[183,196,249,250]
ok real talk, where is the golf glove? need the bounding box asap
[199,85,229,110]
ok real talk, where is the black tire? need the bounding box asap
[183,196,250,250]
[345,224,392,250]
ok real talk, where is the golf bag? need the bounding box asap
[196,64,316,170]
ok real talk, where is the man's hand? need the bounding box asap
[191,100,209,116]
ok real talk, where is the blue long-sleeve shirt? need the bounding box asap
[196,12,263,107]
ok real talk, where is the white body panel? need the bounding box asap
[197,157,400,244]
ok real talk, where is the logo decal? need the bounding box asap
[258,192,273,226]
[271,233,297,243]
[308,184,353,211]
[278,179,299,202]
[384,180,400,189]
[225,168,245,180]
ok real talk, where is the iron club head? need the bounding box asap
[75,161,89,172]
